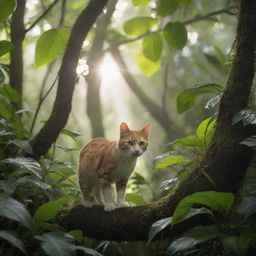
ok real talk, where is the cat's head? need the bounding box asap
[117,122,152,157]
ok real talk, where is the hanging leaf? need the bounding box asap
[156,0,179,17]
[0,0,16,21]
[232,109,256,126]
[131,0,150,6]
[0,40,14,57]
[61,129,82,141]
[55,144,78,152]
[177,82,222,113]
[167,135,202,148]
[0,230,25,253]
[172,191,234,225]
[205,93,223,109]
[35,27,70,67]
[135,52,160,76]
[0,193,33,230]
[163,22,187,49]
[0,84,21,103]
[148,217,172,244]
[142,33,163,62]
[125,193,147,206]
[196,118,216,141]
[36,232,76,256]
[155,155,190,169]
[167,226,220,254]
[123,17,158,36]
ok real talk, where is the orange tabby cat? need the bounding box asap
[77,122,151,212]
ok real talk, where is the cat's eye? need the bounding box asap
[139,141,145,146]
[128,141,134,146]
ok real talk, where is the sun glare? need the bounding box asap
[99,55,120,82]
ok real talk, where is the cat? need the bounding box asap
[77,122,151,212]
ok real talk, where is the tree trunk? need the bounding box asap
[60,0,256,241]
[31,0,109,159]
[85,0,118,138]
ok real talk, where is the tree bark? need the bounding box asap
[31,0,109,159]
[10,0,26,104]
[85,0,118,138]
[60,0,256,241]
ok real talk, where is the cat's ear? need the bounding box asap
[141,124,152,138]
[120,122,130,135]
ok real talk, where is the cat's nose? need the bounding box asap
[135,149,140,156]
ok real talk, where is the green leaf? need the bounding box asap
[0,180,17,195]
[125,193,147,206]
[163,22,187,49]
[17,176,52,191]
[172,191,234,225]
[61,129,82,141]
[33,194,71,226]
[155,155,190,169]
[35,27,70,67]
[0,69,5,83]
[0,40,13,57]
[180,0,193,5]
[240,136,256,147]
[167,226,220,254]
[232,109,256,126]
[177,82,222,113]
[167,135,202,148]
[196,118,216,141]
[69,230,83,244]
[142,33,163,62]
[2,157,42,179]
[55,144,78,152]
[156,0,179,17]
[0,193,33,229]
[0,230,25,253]
[237,196,256,220]
[8,139,33,154]
[135,52,160,76]
[131,0,150,6]
[76,246,103,256]
[0,84,21,103]
[0,0,16,21]
[205,93,223,109]
[148,217,172,244]
[123,17,158,36]
[0,100,12,119]
[36,232,76,256]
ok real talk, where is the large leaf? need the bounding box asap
[2,157,42,178]
[177,82,222,113]
[163,22,187,49]
[0,40,14,57]
[167,135,202,148]
[156,0,179,17]
[135,52,160,76]
[148,217,172,244]
[131,0,150,6]
[142,33,163,62]
[125,193,147,206]
[33,194,71,227]
[196,118,216,141]
[35,27,70,67]
[167,226,220,254]
[155,155,190,169]
[0,0,16,21]
[36,232,76,256]
[172,191,234,225]
[123,17,158,36]
[0,230,25,253]
[0,193,33,229]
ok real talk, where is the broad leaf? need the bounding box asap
[142,33,163,62]
[0,40,13,57]
[17,176,52,191]
[123,17,158,36]
[167,135,202,148]
[2,157,42,178]
[36,232,76,256]
[0,230,25,253]
[0,0,16,21]
[232,109,256,126]
[196,118,216,141]
[167,226,220,254]
[0,180,17,195]
[240,136,256,147]
[163,22,187,49]
[237,196,256,220]
[61,129,82,141]
[177,82,222,113]
[172,191,234,225]
[131,0,150,6]
[0,193,33,229]
[8,139,33,154]
[135,52,160,76]
[76,246,103,256]
[125,193,147,205]
[35,27,70,67]
[155,155,190,169]
[156,0,179,17]
[148,217,172,244]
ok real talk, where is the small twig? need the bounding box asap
[162,54,171,111]
[58,0,67,27]
[25,0,60,33]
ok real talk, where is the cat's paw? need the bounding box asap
[104,202,117,212]
[117,201,130,208]
[82,201,94,208]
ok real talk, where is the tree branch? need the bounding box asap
[60,0,256,241]
[31,0,109,159]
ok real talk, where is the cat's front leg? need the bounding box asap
[100,176,116,212]
[116,179,129,208]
